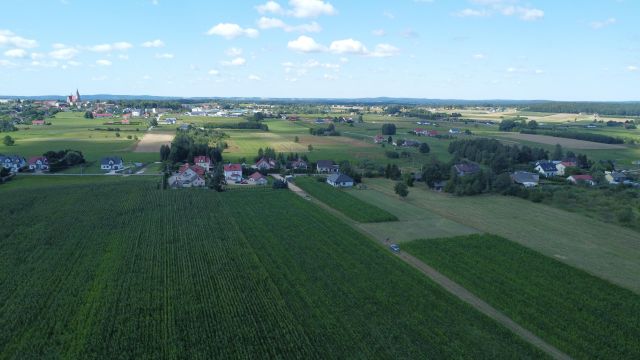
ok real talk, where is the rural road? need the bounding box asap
[279,175,572,360]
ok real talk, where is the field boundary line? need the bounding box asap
[278,176,572,360]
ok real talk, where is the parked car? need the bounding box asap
[390,244,400,253]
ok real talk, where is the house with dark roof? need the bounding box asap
[0,155,27,173]
[28,156,49,171]
[327,173,354,188]
[511,171,539,187]
[605,171,626,185]
[535,161,559,177]
[316,160,339,173]
[453,163,480,177]
[289,158,308,170]
[100,157,124,171]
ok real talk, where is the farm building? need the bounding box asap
[317,160,339,173]
[511,171,539,187]
[31,120,45,126]
[374,135,386,144]
[100,157,124,171]
[28,156,49,171]
[567,175,595,186]
[555,161,577,176]
[223,163,243,183]
[327,173,354,188]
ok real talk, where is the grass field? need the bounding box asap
[404,234,640,359]
[363,179,640,294]
[294,176,398,223]
[0,181,544,359]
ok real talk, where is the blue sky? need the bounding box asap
[0,0,638,100]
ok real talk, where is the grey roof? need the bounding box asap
[454,163,480,175]
[536,161,557,172]
[512,171,539,184]
[327,173,353,183]
[101,156,123,165]
[317,160,335,168]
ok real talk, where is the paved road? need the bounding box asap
[280,175,571,360]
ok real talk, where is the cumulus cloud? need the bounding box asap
[96,59,112,66]
[248,74,262,81]
[329,39,368,55]
[142,39,165,48]
[372,29,386,37]
[287,35,326,52]
[590,18,616,30]
[49,47,79,60]
[89,42,133,52]
[628,65,638,72]
[207,23,259,39]
[225,47,243,56]
[0,30,38,48]
[289,0,337,18]
[3,48,28,58]
[257,17,321,33]
[222,57,246,66]
[155,53,174,59]
[455,1,544,21]
[208,69,220,75]
[256,1,284,14]
[473,53,487,59]
[370,43,399,57]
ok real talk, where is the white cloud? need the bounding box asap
[0,30,38,48]
[31,60,59,68]
[473,53,487,59]
[370,43,399,57]
[339,57,349,63]
[152,0,159,5]
[91,75,108,81]
[534,69,544,74]
[208,69,220,75]
[142,39,165,48]
[323,74,338,80]
[30,52,45,60]
[49,47,79,60]
[590,18,617,30]
[155,53,174,59]
[143,75,152,80]
[257,17,321,33]
[455,8,489,17]
[383,11,395,19]
[248,74,261,81]
[256,1,284,14]
[52,43,67,49]
[287,35,326,52]
[222,57,246,66]
[0,59,17,67]
[329,39,368,55]
[118,54,129,60]
[207,23,259,39]
[372,29,386,37]
[89,42,132,52]
[96,59,112,66]
[3,48,27,58]
[628,65,638,72]
[225,47,243,56]
[289,0,337,18]
[67,60,82,67]
[505,6,544,21]
[401,29,420,38]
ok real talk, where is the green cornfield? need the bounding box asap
[404,234,640,360]
[293,176,398,223]
[0,180,545,359]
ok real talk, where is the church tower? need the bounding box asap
[76,89,81,102]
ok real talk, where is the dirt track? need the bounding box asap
[134,133,174,152]
[279,175,571,360]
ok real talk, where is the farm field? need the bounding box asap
[133,131,174,152]
[404,234,640,359]
[495,132,627,149]
[346,185,479,242]
[293,176,398,223]
[0,181,544,359]
[362,179,640,294]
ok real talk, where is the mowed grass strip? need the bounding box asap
[0,182,545,358]
[404,234,640,360]
[294,176,398,223]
